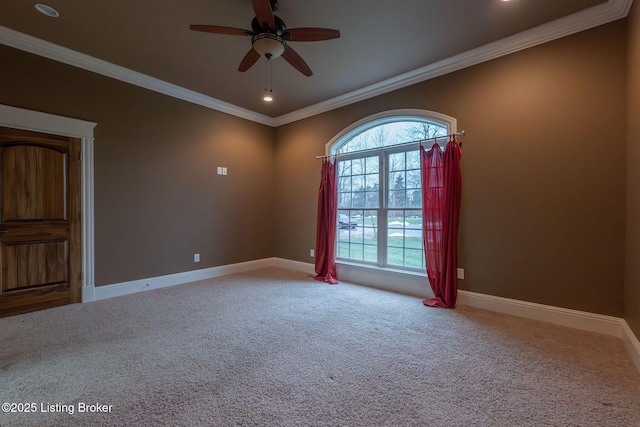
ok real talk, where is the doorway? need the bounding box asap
[0,127,81,316]
[0,104,96,315]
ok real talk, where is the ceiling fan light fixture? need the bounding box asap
[252,33,285,59]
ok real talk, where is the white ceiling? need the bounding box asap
[0,0,633,126]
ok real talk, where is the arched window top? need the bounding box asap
[327,109,457,156]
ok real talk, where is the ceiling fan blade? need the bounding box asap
[238,48,261,72]
[284,28,341,42]
[252,0,275,29]
[189,25,251,36]
[282,45,312,77]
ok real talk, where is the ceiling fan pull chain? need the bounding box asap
[266,57,273,94]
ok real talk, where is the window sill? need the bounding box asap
[335,261,434,299]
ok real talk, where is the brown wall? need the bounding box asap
[0,19,632,319]
[626,3,640,337]
[0,44,276,286]
[275,21,628,316]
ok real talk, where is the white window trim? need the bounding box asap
[0,104,97,303]
[328,108,457,280]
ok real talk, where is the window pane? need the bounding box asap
[352,158,365,175]
[408,189,421,208]
[387,210,424,269]
[404,249,424,269]
[352,191,365,208]
[364,158,379,208]
[366,157,379,173]
[389,152,406,172]
[337,209,377,264]
[387,247,404,266]
[362,210,378,227]
[337,156,380,211]
[338,242,349,258]
[388,190,406,209]
[350,244,363,260]
[406,170,420,190]
[352,175,365,191]
[389,171,404,187]
[406,214,423,250]
[365,191,378,208]
[338,169,354,207]
[338,160,352,176]
[406,151,420,169]
[388,210,405,228]
[407,166,420,210]
[339,192,352,209]
[389,170,407,208]
[366,173,379,190]
[364,245,377,263]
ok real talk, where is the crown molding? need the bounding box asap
[0,0,633,128]
[0,25,276,127]
[273,0,634,126]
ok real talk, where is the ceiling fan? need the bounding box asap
[190,0,340,77]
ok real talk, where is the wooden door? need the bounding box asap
[0,127,81,317]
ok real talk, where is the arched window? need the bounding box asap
[327,109,456,271]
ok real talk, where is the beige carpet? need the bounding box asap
[1,267,639,426]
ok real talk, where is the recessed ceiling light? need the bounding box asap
[35,4,59,18]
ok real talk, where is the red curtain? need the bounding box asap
[420,137,462,308]
[315,158,339,284]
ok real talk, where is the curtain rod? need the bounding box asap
[315,130,465,160]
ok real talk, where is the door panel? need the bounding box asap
[2,145,67,221]
[2,241,67,291]
[0,127,81,317]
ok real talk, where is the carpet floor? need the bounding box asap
[1,267,639,426]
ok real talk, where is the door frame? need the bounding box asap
[0,104,97,303]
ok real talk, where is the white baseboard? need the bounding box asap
[456,290,623,336]
[87,256,640,373]
[93,258,276,301]
[621,320,640,373]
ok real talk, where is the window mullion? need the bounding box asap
[379,152,387,267]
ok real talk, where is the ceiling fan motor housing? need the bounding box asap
[251,16,286,35]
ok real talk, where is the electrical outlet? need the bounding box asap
[217,167,222,175]
[310,249,315,257]
[194,253,200,263]
[457,268,464,280]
